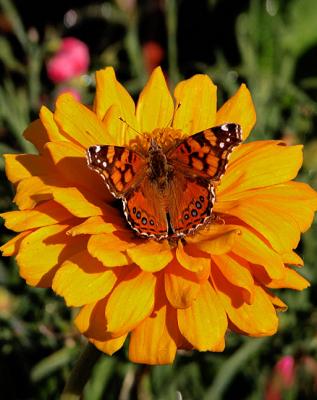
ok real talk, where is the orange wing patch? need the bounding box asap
[86,145,146,197]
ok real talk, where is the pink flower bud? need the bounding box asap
[47,37,90,83]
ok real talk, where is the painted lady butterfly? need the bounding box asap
[86,123,242,240]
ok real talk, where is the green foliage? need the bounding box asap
[1,0,317,399]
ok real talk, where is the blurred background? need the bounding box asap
[1,0,317,399]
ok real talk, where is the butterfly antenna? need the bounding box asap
[118,117,146,138]
[165,101,181,129]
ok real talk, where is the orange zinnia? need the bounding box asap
[1,67,317,364]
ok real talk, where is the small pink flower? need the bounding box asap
[266,355,296,400]
[47,37,90,83]
[142,41,164,73]
[275,355,295,386]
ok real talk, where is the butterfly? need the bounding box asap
[86,123,242,240]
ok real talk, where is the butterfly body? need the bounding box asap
[86,123,242,240]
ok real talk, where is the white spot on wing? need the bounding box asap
[219,142,225,148]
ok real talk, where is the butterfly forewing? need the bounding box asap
[86,145,146,197]
[168,123,242,181]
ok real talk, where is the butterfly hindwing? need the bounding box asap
[167,172,215,237]
[168,123,242,181]
[123,178,168,239]
[86,145,146,197]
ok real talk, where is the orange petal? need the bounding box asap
[165,260,201,308]
[216,84,256,140]
[0,231,31,256]
[75,300,128,354]
[0,201,73,232]
[231,226,285,280]
[212,267,278,336]
[173,74,217,135]
[54,93,110,148]
[282,250,303,266]
[126,240,173,272]
[129,303,178,364]
[105,269,156,337]
[75,299,108,340]
[218,142,303,197]
[136,67,174,132]
[45,140,112,201]
[52,251,116,306]
[88,232,134,267]
[16,224,87,287]
[267,267,310,290]
[176,241,210,272]
[4,153,52,185]
[177,281,227,351]
[263,288,288,312]
[91,335,127,356]
[67,216,121,236]
[211,254,254,304]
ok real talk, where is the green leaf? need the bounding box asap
[31,346,78,382]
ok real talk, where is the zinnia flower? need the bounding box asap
[1,67,317,365]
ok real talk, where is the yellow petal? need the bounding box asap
[127,240,173,272]
[52,251,116,306]
[94,67,137,141]
[54,93,110,148]
[0,231,31,256]
[177,281,227,351]
[188,225,241,255]
[176,241,210,272]
[267,267,310,290]
[136,67,174,132]
[88,232,134,268]
[212,267,278,336]
[165,261,201,308]
[216,198,300,254]
[39,106,66,143]
[14,176,58,210]
[173,74,217,135]
[16,224,87,287]
[23,118,50,152]
[129,303,177,364]
[4,153,52,185]
[232,226,285,280]
[105,269,156,337]
[0,201,73,231]
[218,142,303,197]
[45,140,112,201]
[211,254,254,304]
[216,84,256,140]
[67,216,121,236]
[52,187,105,218]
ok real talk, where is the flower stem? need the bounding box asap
[61,342,101,400]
